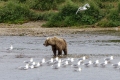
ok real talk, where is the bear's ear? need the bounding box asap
[53,36,57,39]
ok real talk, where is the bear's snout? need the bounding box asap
[43,43,48,46]
[43,43,46,46]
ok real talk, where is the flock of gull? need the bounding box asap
[18,56,120,72]
[6,45,120,72]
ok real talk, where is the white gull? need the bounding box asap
[67,58,74,65]
[29,61,36,66]
[55,57,59,61]
[112,62,120,68]
[29,65,34,69]
[71,61,81,68]
[100,61,108,67]
[93,60,99,67]
[46,58,54,66]
[18,64,29,70]
[104,56,113,63]
[74,67,82,72]
[40,58,46,64]
[53,59,62,64]
[34,62,40,68]
[62,61,68,67]
[51,62,61,69]
[7,45,13,50]
[78,56,86,63]
[23,58,33,63]
[76,3,90,14]
[39,58,46,66]
[84,60,92,67]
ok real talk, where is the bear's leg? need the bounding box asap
[63,49,67,55]
[52,46,56,56]
[58,50,62,56]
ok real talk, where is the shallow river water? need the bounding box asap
[0,31,120,80]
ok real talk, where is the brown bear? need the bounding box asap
[43,36,67,56]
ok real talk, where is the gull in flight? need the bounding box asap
[76,3,90,14]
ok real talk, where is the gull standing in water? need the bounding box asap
[78,56,86,63]
[71,61,81,68]
[29,65,34,69]
[23,58,33,63]
[51,62,61,69]
[40,58,46,66]
[62,61,68,67]
[18,64,29,70]
[54,59,62,64]
[112,62,120,68]
[68,58,74,65]
[84,60,92,67]
[55,57,59,61]
[104,56,113,63]
[29,62,36,66]
[46,58,54,66]
[93,60,99,67]
[7,45,13,51]
[76,3,90,14]
[34,62,40,68]
[74,67,82,72]
[40,58,46,63]
[100,61,108,67]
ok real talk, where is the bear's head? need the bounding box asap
[43,37,56,46]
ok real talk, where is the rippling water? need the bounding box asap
[0,33,120,56]
[0,31,120,80]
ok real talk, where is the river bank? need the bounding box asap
[0,21,120,36]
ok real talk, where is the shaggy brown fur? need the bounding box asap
[43,36,67,56]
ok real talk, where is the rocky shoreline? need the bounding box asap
[0,21,120,36]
